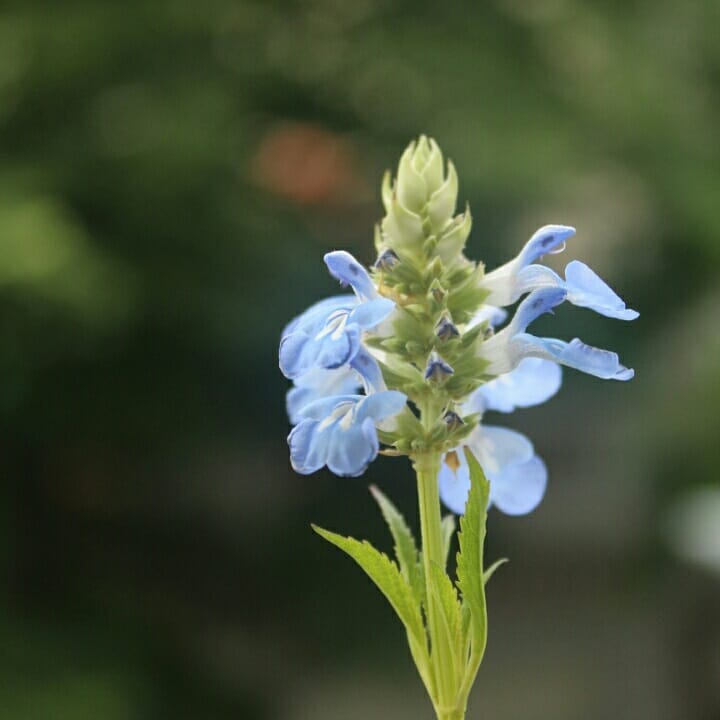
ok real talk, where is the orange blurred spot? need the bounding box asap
[251,123,360,206]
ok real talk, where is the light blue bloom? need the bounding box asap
[279,252,394,379]
[288,390,407,477]
[324,250,378,301]
[482,225,638,321]
[349,345,388,393]
[441,357,560,516]
[481,224,576,306]
[482,287,635,380]
[513,260,639,320]
[439,425,547,516]
[510,336,635,380]
[286,346,405,477]
[286,365,361,425]
[465,357,562,414]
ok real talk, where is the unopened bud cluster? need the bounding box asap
[368,137,490,454]
[280,135,636,498]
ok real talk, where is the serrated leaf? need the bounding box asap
[484,558,508,585]
[312,525,429,677]
[455,448,490,685]
[441,514,456,567]
[370,485,425,607]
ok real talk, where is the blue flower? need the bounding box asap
[512,261,639,320]
[286,365,361,425]
[279,252,394,379]
[482,288,635,380]
[465,357,562,414]
[289,390,407,477]
[440,357,562,516]
[481,224,576,306]
[324,250,378,301]
[440,425,547,516]
[286,345,406,477]
[481,225,639,321]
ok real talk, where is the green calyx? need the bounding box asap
[371,137,493,455]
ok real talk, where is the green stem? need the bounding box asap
[415,451,461,720]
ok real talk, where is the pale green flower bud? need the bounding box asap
[380,136,460,261]
[436,207,471,264]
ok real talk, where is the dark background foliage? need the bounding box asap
[1,1,719,718]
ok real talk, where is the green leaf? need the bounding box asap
[429,561,463,679]
[369,485,425,607]
[484,557,508,585]
[311,524,430,684]
[441,513,456,567]
[455,448,490,681]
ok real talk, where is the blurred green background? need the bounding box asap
[1,1,719,718]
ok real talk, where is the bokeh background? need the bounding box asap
[2,1,719,718]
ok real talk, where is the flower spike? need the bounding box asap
[279,137,638,720]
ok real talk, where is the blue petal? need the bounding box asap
[288,419,326,475]
[358,390,407,422]
[511,287,567,333]
[350,347,387,393]
[514,261,639,321]
[286,366,361,424]
[489,455,547,516]
[297,394,361,421]
[518,225,576,267]
[472,426,534,474]
[324,251,377,301]
[439,426,543,516]
[281,295,354,339]
[513,334,634,380]
[347,297,395,328]
[482,226,576,307]
[279,322,360,378]
[327,417,379,477]
[468,358,562,414]
[438,453,471,515]
[564,261,639,320]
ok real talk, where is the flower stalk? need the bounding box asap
[414,452,452,709]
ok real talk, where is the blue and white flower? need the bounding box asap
[481,224,576,306]
[289,389,407,477]
[282,251,408,478]
[442,230,637,515]
[482,225,639,321]
[440,430,548,516]
[287,348,406,477]
[286,365,361,425]
[280,139,637,515]
[481,288,635,380]
[279,252,394,379]
[440,357,561,516]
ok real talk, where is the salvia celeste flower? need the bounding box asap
[280,135,637,516]
[279,252,394,379]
